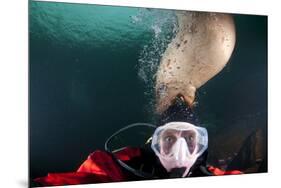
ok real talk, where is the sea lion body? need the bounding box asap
[156,11,236,113]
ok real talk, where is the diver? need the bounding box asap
[33,96,241,187]
[101,96,242,180]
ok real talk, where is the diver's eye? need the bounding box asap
[164,136,175,143]
[185,135,194,142]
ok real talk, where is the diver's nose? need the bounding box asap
[175,138,188,165]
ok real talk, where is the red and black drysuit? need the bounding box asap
[34,146,241,186]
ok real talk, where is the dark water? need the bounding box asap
[29,1,267,182]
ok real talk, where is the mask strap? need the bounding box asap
[105,122,157,152]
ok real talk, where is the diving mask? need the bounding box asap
[151,122,208,177]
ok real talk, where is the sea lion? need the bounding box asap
[155,11,236,113]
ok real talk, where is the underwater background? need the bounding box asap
[29,0,267,183]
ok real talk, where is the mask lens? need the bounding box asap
[160,130,178,155]
[181,130,197,154]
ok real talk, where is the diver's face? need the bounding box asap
[160,129,197,155]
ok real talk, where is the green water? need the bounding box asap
[29,1,267,182]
